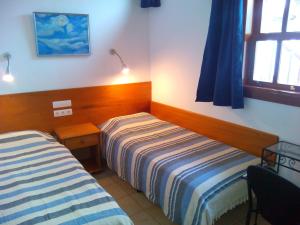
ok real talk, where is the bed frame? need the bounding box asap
[151,101,278,156]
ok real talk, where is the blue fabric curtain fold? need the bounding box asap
[141,0,161,8]
[196,0,245,109]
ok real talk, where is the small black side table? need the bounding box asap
[261,141,300,174]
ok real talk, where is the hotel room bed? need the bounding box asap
[0,130,133,225]
[100,113,260,225]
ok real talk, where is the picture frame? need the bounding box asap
[33,12,90,56]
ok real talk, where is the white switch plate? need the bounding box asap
[53,108,73,117]
[52,100,72,109]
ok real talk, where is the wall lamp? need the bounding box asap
[2,53,14,82]
[110,49,130,74]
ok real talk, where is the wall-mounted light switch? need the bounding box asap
[52,100,72,109]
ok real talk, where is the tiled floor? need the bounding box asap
[94,170,270,225]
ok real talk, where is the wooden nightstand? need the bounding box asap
[54,123,102,174]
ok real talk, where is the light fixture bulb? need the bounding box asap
[122,67,130,75]
[2,73,14,82]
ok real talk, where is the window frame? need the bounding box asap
[244,0,300,107]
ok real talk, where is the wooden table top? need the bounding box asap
[54,123,100,140]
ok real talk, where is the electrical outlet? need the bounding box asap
[53,108,73,117]
[65,108,73,116]
[53,110,61,118]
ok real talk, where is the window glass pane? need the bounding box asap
[253,41,277,83]
[246,0,254,35]
[260,0,286,33]
[278,40,300,86]
[287,0,300,32]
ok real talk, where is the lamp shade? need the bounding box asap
[2,53,14,82]
[110,49,130,74]
[2,73,14,82]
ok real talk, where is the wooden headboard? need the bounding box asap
[0,83,278,156]
[0,82,151,133]
[151,101,278,156]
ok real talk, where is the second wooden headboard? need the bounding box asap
[151,101,278,156]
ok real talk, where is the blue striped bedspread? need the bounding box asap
[100,113,260,225]
[0,130,133,225]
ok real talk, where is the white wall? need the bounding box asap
[0,0,150,94]
[149,0,300,144]
[1,0,299,144]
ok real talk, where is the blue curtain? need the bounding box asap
[141,0,161,8]
[196,0,245,109]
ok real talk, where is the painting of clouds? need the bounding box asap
[33,12,90,56]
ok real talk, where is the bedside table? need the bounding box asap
[54,123,102,174]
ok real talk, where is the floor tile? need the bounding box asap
[111,174,126,184]
[96,176,114,188]
[215,204,245,225]
[134,218,161,225]
[131,212,157,225]
[103,183,129,200]
[115,179,137,195]
[131,192,154,209]
[93,169,114,179]
[146,205,177,225]
[215,203,271,225]
[117,196,142,216]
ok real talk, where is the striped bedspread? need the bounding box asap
[0,130,133,225]
[100,113,260,225]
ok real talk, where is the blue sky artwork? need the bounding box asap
[34,13,90,55]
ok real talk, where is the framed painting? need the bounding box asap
[33,12,90,56]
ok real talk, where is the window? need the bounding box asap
[244,0,300,107]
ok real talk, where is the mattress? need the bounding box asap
[0,130,133,225]
[100,112,260,225]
